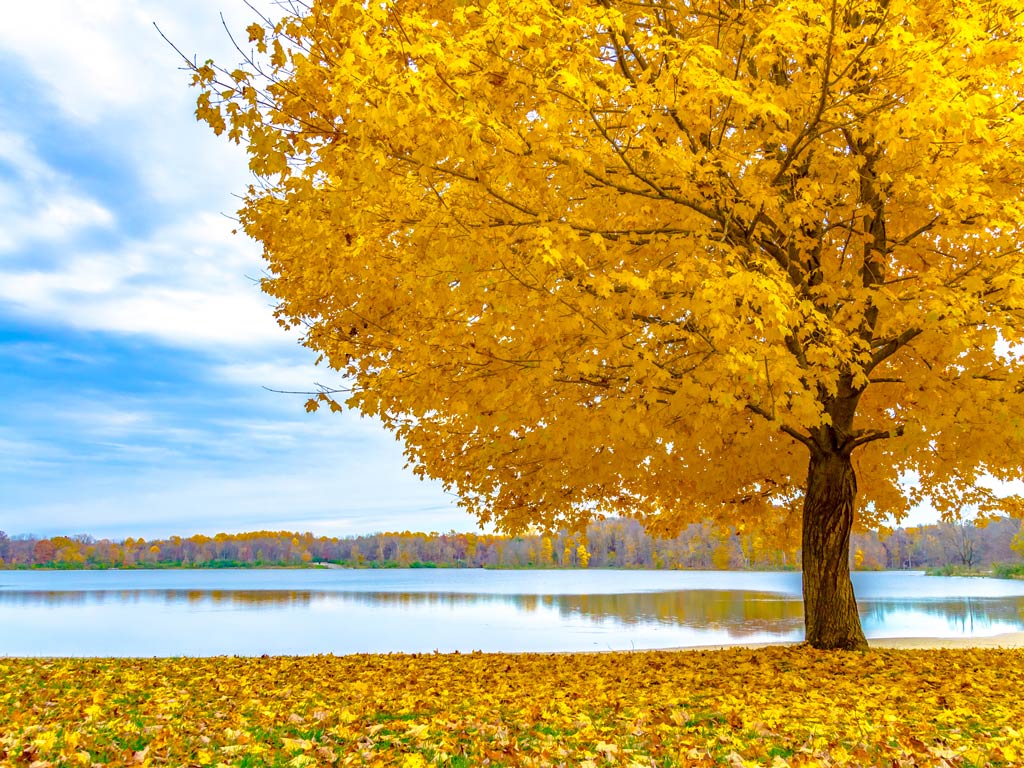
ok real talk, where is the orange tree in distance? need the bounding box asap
[192,0,1024,649]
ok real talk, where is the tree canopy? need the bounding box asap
[193,0,1024,646]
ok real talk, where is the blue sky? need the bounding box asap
[0,0,471,539]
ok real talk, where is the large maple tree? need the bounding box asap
[193,0,1024,648]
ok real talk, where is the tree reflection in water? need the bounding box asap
[3,588,1022,640]
[860,596,1024,635]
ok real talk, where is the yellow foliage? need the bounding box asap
[190,0,1024,538]
[1012,528,1024,559]
[2,648,1024,766]
[577,542,591,568]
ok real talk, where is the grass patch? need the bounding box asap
[992,562,1024,579]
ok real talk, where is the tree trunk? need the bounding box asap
[802,448,868,650]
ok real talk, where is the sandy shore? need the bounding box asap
[670,632,1024,652]
[869,632,1024,649]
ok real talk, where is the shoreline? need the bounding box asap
[672,631,1024,652]
[3,636,1023,660]
[869,631,1024,649]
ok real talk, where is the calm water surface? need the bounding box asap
[1,569,1022,656]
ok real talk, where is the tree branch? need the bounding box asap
[850,424,905,449]
[746,403,814,449]
[867,328,923,372]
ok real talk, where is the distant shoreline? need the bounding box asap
[0,561,1019,577]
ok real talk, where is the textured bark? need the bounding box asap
[802,448,869,650]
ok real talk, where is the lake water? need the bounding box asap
[1,569,1023,656]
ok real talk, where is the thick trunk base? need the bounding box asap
[802,450,869,651]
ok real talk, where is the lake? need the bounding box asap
[1,569,1023,656]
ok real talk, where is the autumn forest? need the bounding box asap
[3,517,1022,573]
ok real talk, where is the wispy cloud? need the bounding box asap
[0,131,115,254]
[0,429,71,473]
[211,359,335,393]
[3,450,469,540]
[0,1,169,124]
[0,205,286,348]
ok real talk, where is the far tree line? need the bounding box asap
[1,518,1021,573]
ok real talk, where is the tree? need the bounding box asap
[577,541,592,568]
[940,521,981,568]
[1013,524,1024,560]
[540,535,554,566]
[193,0,1024,648]
[32,539,57,566]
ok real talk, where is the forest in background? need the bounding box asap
[1,517,1022,573]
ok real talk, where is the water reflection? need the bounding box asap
[4,571,1024,656]
[860,596,1024,636]
[550,591,804,635]
[3,588,1022,639]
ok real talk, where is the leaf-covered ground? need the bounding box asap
[2,646,1022,767]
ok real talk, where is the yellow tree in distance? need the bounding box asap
[191,0,1024,649]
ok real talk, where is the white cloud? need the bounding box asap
[0,1,160,123]
[0,131,115,253]
[83,287,283,347]
[0,0,277,206]
[0,209,289,348]
[0,0,274,123]
[64,405,152,436]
